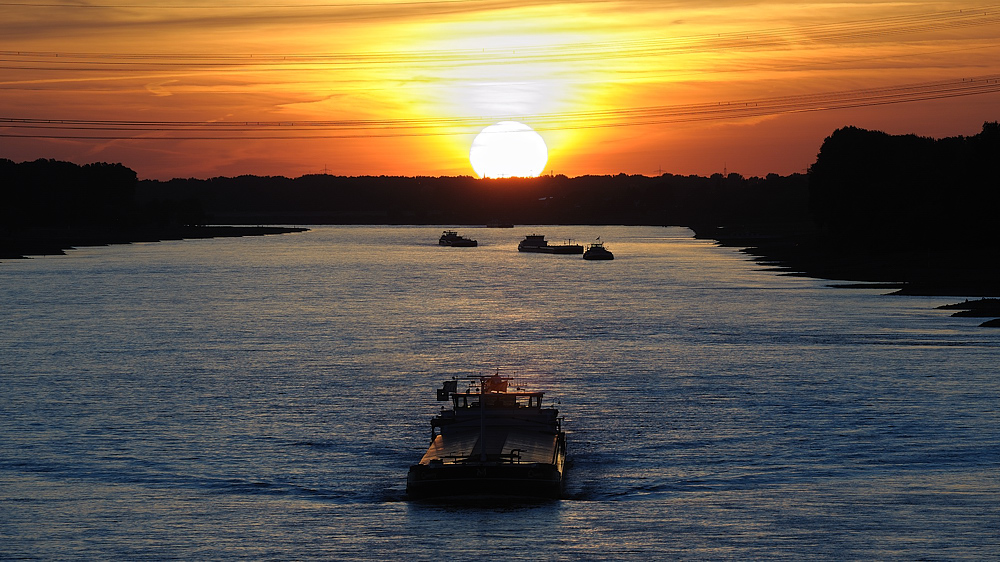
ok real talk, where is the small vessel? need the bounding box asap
[517,234,583,254]
[406,371,567,500]
[583,240,614,260]
[438,230,478,247]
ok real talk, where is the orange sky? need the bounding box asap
[2,1,999,180]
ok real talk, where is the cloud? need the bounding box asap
[145,79,177,96]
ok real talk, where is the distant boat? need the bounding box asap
[517,234,583,254]
[439,230,477,247]
[406,372,567,500]
[583,240,614,260]
[486,220,514,228]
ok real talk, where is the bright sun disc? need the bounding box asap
[469,121,548,178]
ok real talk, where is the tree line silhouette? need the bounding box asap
[803,121,998,293]
[810,121,999,249]
[0,158,303,258]
[137,171,808,227]
[2,122,997,295]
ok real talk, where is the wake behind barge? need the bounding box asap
[406,373,567,500]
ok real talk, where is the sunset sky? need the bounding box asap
[2,1,999,180]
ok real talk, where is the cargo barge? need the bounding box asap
[438,230,478,247]
[517,234,583,254]
[406,372,567,500]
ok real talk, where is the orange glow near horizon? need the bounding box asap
[1,1,999,180]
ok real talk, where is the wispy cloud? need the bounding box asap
[3,0,999,178]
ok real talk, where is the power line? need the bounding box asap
[3,75,998,140]
[0,0,480,8]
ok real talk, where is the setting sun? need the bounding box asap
[469,121,549,178]
[1,2,998,179]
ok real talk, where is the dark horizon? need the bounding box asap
[3,122,999,299]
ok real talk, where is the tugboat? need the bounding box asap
[438,230,478,247]
[517,234,583,254]
[406,371,567,500]
[583,240,614,260]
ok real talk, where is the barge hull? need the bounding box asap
[406,464,564,499]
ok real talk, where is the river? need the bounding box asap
[2,226,997,560]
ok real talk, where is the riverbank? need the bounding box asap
[1,225,309,260]
[692,224,1000,327]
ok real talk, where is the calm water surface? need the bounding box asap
[1,226,998,560]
